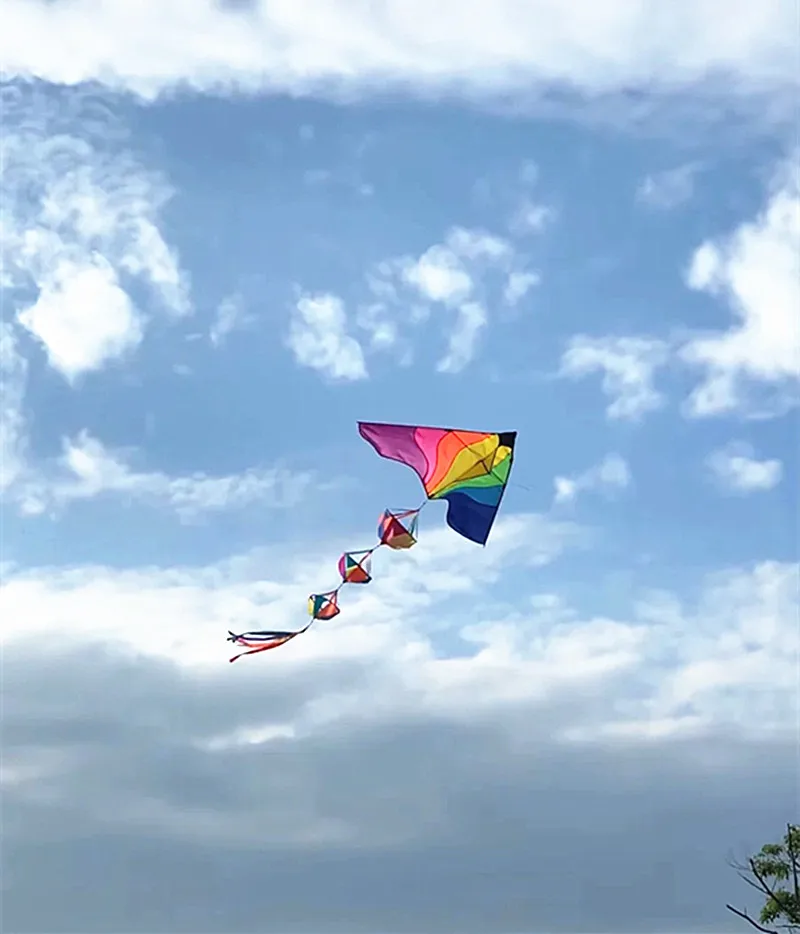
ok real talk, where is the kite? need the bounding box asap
[226,422,516,662]
[338,550,373,584]
[358,422,516,546]
[308,590,341,620]
[377,508,420,550]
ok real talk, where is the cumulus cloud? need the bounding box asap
[287,291,368,381]
[559,335,670,420]
[16,258,145,380]
[10,431,314,520]
[681,158,800,417]
[293,168,548,380]
[553,453,631,506]
[1,0,796,117]
[364,225,541,373]
[563,156,799,423]
[705,441,783,493]
[1,542,796,932]
[401,240,480,306]
[1,89,190,382]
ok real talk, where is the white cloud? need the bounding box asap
[398,227,515,311]
[629,561,799,734]
[0,536,794,745]
[504,270,541,305]
[16,258,144,381]
[559,335,670,420]
[681,158,800,417]
[298,176,547,377]
[636,163,698,210]
[14,431,313,520]
[473,159,556,236]
[553,453,631,506]
[287,292,368,381]
[706,441,783,493]
[0,512,580,665]
[507,162,557,234]
[209,292,251,347]
[1,512,795,931]
[1,0,796,113]
[401,242,475,307]
[368,225,540,373]
[444,227,512,262]
[509,200,556,235]
[1,94,190,382]
[0,323,29,491]
[355,302,403,355]
[437,301,487,374]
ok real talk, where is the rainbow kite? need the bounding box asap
[227,422,516,661]
[358,422,516,546]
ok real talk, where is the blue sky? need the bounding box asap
[1,3,798,933]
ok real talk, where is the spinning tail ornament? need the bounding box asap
[227,422,516,662]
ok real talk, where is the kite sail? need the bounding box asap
[226,421,516,662]
[308,590,341,620]
[338,550,373,584]
[378,508,420,550]
[358,422,516,546]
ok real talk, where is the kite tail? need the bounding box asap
[227,483,428,662]
[229,637,294,662]
[229,642,277,663]
[228,621,315,662]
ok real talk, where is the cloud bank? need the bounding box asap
[2,536,797,932]
[3,0,797,117]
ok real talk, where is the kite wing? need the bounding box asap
[358,422,516,545]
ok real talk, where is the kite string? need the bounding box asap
[506,479,537,494]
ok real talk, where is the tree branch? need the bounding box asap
[737,868,772,895]
[750,858,797,919]
[726,903,779,933]
[787,824,799,901]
